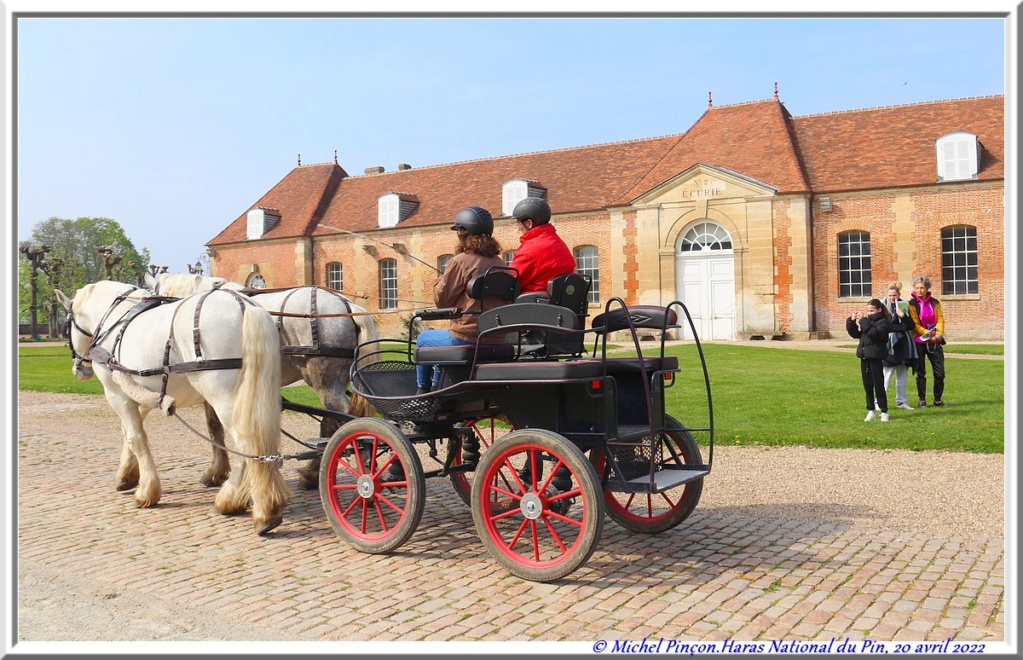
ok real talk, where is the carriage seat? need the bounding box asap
[413,342,515,366]
[592,305,681,375]
[591,305,678,335]
[473,357,603,381]
[509,273,592,358]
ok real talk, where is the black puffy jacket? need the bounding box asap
[846,311,891,360]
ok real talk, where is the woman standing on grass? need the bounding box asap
[847,299,892,422]
[881,282,918,411]
[907,275,947,408]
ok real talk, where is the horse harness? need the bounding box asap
[66,286,257,406]
[249,286,356,360]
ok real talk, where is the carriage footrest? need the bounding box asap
[306,437,330,449]
[609,467,709,494]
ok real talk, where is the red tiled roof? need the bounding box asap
[791,95,1004,192]
[208,95,1003,246]
[209,161,346,244]
[309,136,682,238]
[617,99,811,202]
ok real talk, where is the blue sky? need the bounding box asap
[13,14,1010,275]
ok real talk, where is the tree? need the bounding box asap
[18,217,151,332]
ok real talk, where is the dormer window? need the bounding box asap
[502,179,547,216]
[378,194,399,228]
[246,208,280,240]
[377,192,419,228]
[502,180,528,216]
[936,131,980,182]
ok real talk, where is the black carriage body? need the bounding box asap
[324,270,714,582]
[349,289,709,465]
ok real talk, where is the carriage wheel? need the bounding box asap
[450,415,513,506]
[472,429,603,582]
[590,416,704,534]
[319,418,425,554]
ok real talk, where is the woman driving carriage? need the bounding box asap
[414,206,506,394]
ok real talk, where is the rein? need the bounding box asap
[171,410,289,463]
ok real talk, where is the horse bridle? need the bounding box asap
[64,285,143,371]
[63,307,95,370]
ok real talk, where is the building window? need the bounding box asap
[574,245,600,304]
[379,259,397,309]
[502,179,528,216]
[247,273,267,289]
[378,194,399,228]
[246,208,279,240]
[438,254,453,274]
[936,131,980,182]
[503,250,516,266]
[941,225,978,295]
[326,262,342,291]
[679,221,732,252]
[838,230,871,298]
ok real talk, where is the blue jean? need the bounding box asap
[415,329,473,388]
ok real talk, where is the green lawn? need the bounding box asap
[19,343,1004,454]
[664,343,1003,453]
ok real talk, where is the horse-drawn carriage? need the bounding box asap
[58,267,714,582]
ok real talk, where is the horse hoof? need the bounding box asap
[199,475,226,487]
[255,515,283,536]
[116,480,138,492]
[296,473,319,491]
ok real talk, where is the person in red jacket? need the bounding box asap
[508,198,575,293]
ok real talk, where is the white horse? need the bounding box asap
[55,280,289,535]
[148,273,379,489]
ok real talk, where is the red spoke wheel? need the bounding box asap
[318,418,425,554]
[450,415,513,506]
[472,429,603,582]
[590,416,704,534]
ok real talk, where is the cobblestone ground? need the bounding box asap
[15,393,1004,644]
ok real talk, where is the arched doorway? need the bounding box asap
[675,221,735,341]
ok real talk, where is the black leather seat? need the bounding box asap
[474,358,603,381]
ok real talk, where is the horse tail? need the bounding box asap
[348,302,379,418]
[232,304,289,529]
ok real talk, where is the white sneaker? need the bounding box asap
[880,412,890,422]
[897,402,914,410]
[864,411,876,422]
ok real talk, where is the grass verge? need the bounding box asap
[20,343,1004,453]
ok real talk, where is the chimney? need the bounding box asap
[397,163,412,171]
[364,166,385,175]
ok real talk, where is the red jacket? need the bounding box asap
[509,224,576,293]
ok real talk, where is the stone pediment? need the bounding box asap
[631,163,778,208]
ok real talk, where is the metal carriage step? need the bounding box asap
[607,466,710,494]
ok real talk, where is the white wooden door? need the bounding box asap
[677,255,735,341]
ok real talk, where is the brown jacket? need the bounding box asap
[434,252,507,342]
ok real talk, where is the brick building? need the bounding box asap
[207,93,1004,340]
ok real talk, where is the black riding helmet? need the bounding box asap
[511,197,551,225]
[451,206,494,236]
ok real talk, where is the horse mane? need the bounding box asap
[157,273,240,298]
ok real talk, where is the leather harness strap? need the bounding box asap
[88,289,250,378]
[251,286,355,360]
